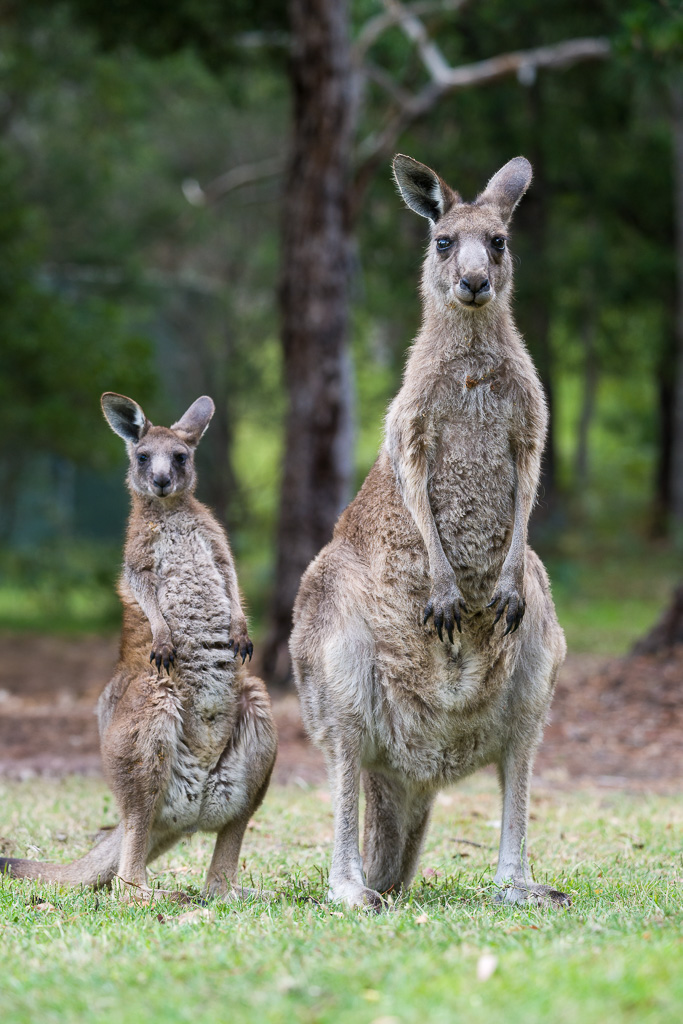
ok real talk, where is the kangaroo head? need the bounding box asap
[392,154,532,313]
[101,393,215,501]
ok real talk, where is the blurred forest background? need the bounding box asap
[1,0,682,686]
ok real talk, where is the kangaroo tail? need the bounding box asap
[0,822,123,887]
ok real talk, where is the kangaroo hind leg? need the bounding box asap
[363,772,433,896]
[101,677,182,898]
[202,675,277,899]
[494,743,570,909]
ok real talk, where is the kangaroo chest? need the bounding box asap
[147,519,238,744]
[151,520,232,639]
[428,369,516,574]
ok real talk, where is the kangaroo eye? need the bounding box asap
[137,453,148,465]
[436,237,452,251]
[174,452,187,465]
[491,235,506,251]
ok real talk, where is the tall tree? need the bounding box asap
[263,0,356,682]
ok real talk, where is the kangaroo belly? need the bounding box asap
[364,640,515,785]
[154,707,244,834]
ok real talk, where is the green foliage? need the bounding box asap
[18,0,288,71]
[0,542,121,633]
[0,776,680,1023]
[0,0,681,637]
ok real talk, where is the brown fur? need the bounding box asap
[290,155,568,909]
[0,394,277,899]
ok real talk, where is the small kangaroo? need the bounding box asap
[1,394,277,899]
[290,155,568,909]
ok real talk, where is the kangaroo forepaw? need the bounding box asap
[150,641,176,675]
[488,587,525,635]
[227,635,253,664]
[424,579,468,642]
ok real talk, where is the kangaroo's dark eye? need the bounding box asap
[436,237,452,251]
[137,453,148,465]
[174,452,187,465]
[491,235,506,252]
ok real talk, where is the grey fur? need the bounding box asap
[290,156,568,910]
[0,395,277,900]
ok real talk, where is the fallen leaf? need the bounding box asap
[363,990,381,1002]
[476,953,498,982]
[175,908,212,926]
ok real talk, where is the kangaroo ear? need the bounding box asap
[479,156,533,224]
[392,154,458,223]
[171,396,215,446]
[101,393,150,443]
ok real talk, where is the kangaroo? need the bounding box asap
[1,393,277,900]
[290,155,568,910]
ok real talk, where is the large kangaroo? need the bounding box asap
[1,394,277,899]
[291,155,568,909]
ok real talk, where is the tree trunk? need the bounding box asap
[262,0,354,686]
[670,78,683,532]
[575,313,598,490]
[652,353,675,535]
[520,79,557,525]
[632,584,683,655]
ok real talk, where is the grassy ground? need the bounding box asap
[0,775,680,1024]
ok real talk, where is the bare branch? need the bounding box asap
[181,156,285,207]
[42,263,227,296]
[355,32,610,197]
[354,0,469,60]
[232,31,290,50]
[383,0,453,82]
[424,37,611,90]
[364,61,416,109]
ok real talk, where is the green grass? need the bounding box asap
[1,775,680,1023]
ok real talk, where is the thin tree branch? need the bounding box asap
[364,60,416,109]
[181,156,285,207]
[354,0,469,60]
[416,36,611,90]
[42,263,227,296]
[383,0,453,82]
[355,29,610,199]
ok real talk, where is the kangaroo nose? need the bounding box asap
[460,275,490,295]
[153,475,171,489]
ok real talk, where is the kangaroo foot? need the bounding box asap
[493,881,571,909]
[329,880,385,912]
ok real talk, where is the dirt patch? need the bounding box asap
[538,645,683,790]
[0,633,680,790]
